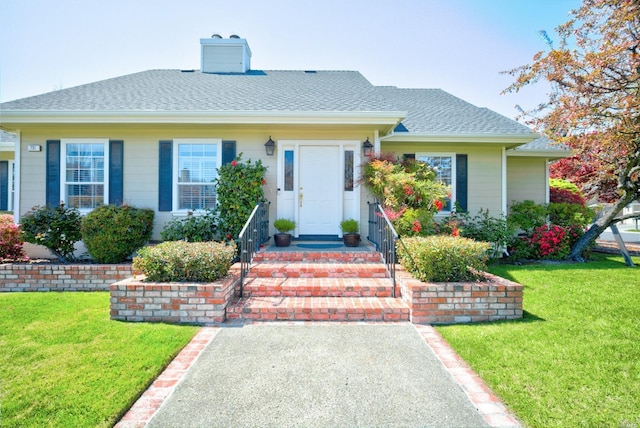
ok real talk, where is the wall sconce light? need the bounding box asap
[362,138,373,157]
[264,137,276,156]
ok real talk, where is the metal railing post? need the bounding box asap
[238,202,270,296]
[367,202,398,297]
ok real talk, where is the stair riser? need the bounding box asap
[246,271,389,279]
[252,253,382,263]
[226,311,408,322]
[242,289,393,298]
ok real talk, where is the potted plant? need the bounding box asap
[273,218,296,247]
[340,218,360,247]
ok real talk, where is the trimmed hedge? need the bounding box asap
[133,241,236,282]
[81,205,154,263]
[397,236,490,282]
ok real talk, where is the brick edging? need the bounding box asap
[0,263,133,292]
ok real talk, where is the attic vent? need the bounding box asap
[229,34,240,39]
[211,34,222,38]
[304,70,317,74]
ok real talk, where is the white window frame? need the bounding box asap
[416,152,456,212]
[61,138,109,212]
[172,138,222,214]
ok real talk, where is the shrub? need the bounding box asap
[361,154,449,236]
[19,204,82,262]
[215,154,267,242]
[550,187,586,206]
[81,205,154,263]
[529,224,572,260]
[133,241,236,282]
[397,236,491,282]
[508,200,547,234]
[0,214,26,261]
[547,202,594,227]
[161,210,218,242]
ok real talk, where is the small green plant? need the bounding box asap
[133,240,236,282]
[160,209,218,242]
[397,235,490,282]
[81,205,154,263]
[274,218,296,234]
[19,204,82,262]
[340,218,359,234]
[0,214,27,261]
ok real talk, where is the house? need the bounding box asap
[0,130,16,212]
[0,36,569,256]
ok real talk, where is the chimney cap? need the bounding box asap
[229,34,240,39]
[211,33,222,38]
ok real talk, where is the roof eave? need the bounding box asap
[0,110,406,131]
[507,149,573,159]
[381,132,537,146]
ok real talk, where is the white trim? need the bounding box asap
[171,138,222,214]
[13,130,20,223]
[416,152,456,212]
[0,110,406,129]
[7,160,15,211]
[545,159,550,204]
[60,138,109,213]
[381,133,536,146]
[501,147,507,215]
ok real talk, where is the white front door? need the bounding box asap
[298,145,341,236]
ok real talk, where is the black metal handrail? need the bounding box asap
[239,202,270,295]
[367,202,398,297]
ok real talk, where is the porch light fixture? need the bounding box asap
[264,137,276,156]
[362,138,373,157]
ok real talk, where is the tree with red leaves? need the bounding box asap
[504,0,640,261]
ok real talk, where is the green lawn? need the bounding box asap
[0,292,198,427]
[437,254,640,428]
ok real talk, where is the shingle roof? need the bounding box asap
[510,135,571,155]
[0,69,533,136]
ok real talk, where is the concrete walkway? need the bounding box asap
[116,322,521,428]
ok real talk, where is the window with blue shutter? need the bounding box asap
[46,140,61,207]
[109,140,124,206]
[158,140,173,211]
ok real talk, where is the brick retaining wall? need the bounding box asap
[0,264,133,292]
[109,269,241,325]
[397,269,523,324]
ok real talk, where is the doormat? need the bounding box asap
[295,243,344,249]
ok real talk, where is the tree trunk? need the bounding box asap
[569,192,638,261]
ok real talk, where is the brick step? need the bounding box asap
[252,250,382,263]
[242,277,394,298]
[246,262,389,279]
[226,296,410,322]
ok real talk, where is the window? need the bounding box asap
[416,153,455,210]
[344,150,354,191]
[62,139,108,209]
[284,150,294,191]
[174,139,221,211]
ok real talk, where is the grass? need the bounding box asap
[0,292,198,427]
[436,253,640,428]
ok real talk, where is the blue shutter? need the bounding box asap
[456,154,468,211]
[158,140,173,211]
[222,140,236,165]
[109,140,124,206]
[46,140,61,207]
[0,161,8,211]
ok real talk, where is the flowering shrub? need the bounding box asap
[0,214,27,261]
[19,204,82,262]
[81,205,154,263]
[529,224,571,260]
[550,187,586,206]
[397,236,490,282]
[215,154,267,243]
[362,154,448,235]
[133,240,236,282]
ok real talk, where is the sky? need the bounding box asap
[0,0,581,120]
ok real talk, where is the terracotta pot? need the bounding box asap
[274,233,292,247]
[343,233,360,247]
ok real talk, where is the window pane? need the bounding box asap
[344,150,354,191]
[179,184,217,210]
[284,150,294,191]
[65,143,105,209]
[418,155,453,210]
